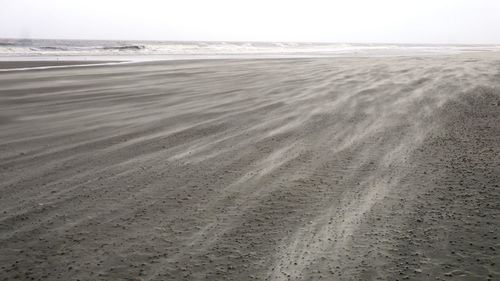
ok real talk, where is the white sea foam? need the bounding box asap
[1,39,499,61]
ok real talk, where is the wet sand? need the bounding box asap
[0,61,115,70]
[0,55,499,280]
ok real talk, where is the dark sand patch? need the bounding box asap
[0,61,119,70]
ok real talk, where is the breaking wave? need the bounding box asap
[101,45,146,51]
[1,39,499,58]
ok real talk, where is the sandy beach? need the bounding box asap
[0,54,499,280]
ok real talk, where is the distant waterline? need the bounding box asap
[1,39,499,61]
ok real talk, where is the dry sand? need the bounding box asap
[0,54,499,281]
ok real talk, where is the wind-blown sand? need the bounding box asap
[0,55,499,281]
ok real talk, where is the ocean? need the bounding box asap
[1,38,499,61]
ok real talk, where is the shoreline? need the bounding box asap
[2,50,500,71]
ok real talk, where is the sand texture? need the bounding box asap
[0,55,499,280]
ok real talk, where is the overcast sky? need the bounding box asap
[1,0,499,44]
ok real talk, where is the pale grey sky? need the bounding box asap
[1,0,499,44]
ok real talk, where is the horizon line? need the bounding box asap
[1,37,499,46]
